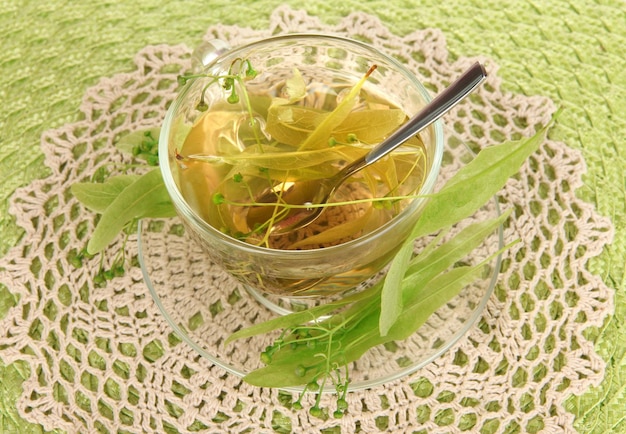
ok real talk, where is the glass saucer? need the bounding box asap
[138,145,503,392]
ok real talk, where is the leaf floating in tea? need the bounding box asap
[264,67,321,146]
[266,105,328,146]
[297,65,378,151]
[332,109,405,144]
[283,67,307,102]
[266,107,406,148]
[187,145,366,172]
[287,206,373,249]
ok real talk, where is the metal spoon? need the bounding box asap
[246,62,487,235]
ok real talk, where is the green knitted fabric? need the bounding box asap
[0,0,624,432]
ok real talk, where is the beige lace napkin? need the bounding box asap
[0,6,613,433]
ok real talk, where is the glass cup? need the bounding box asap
[159,34,444,298]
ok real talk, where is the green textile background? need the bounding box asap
[1,0,624,432]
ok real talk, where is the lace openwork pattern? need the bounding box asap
[0,6,614,433]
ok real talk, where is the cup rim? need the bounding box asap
[159,33,444,256]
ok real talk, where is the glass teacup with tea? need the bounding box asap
[159,34,445,298]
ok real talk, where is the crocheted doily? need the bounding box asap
[0,6,614,433]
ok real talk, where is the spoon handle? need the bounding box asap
[364,62,487,165]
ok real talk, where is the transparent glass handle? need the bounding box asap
[191,39,231,72]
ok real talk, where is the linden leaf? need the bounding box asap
[266,105,328,146]
[379,121,552,336]
[71,175,140,213]
[297,65,377,151]
[287,207,373,248]
[333,109,405,144]
[86,169,176,254]
[115,127,161,155]
[284,67,306,101]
